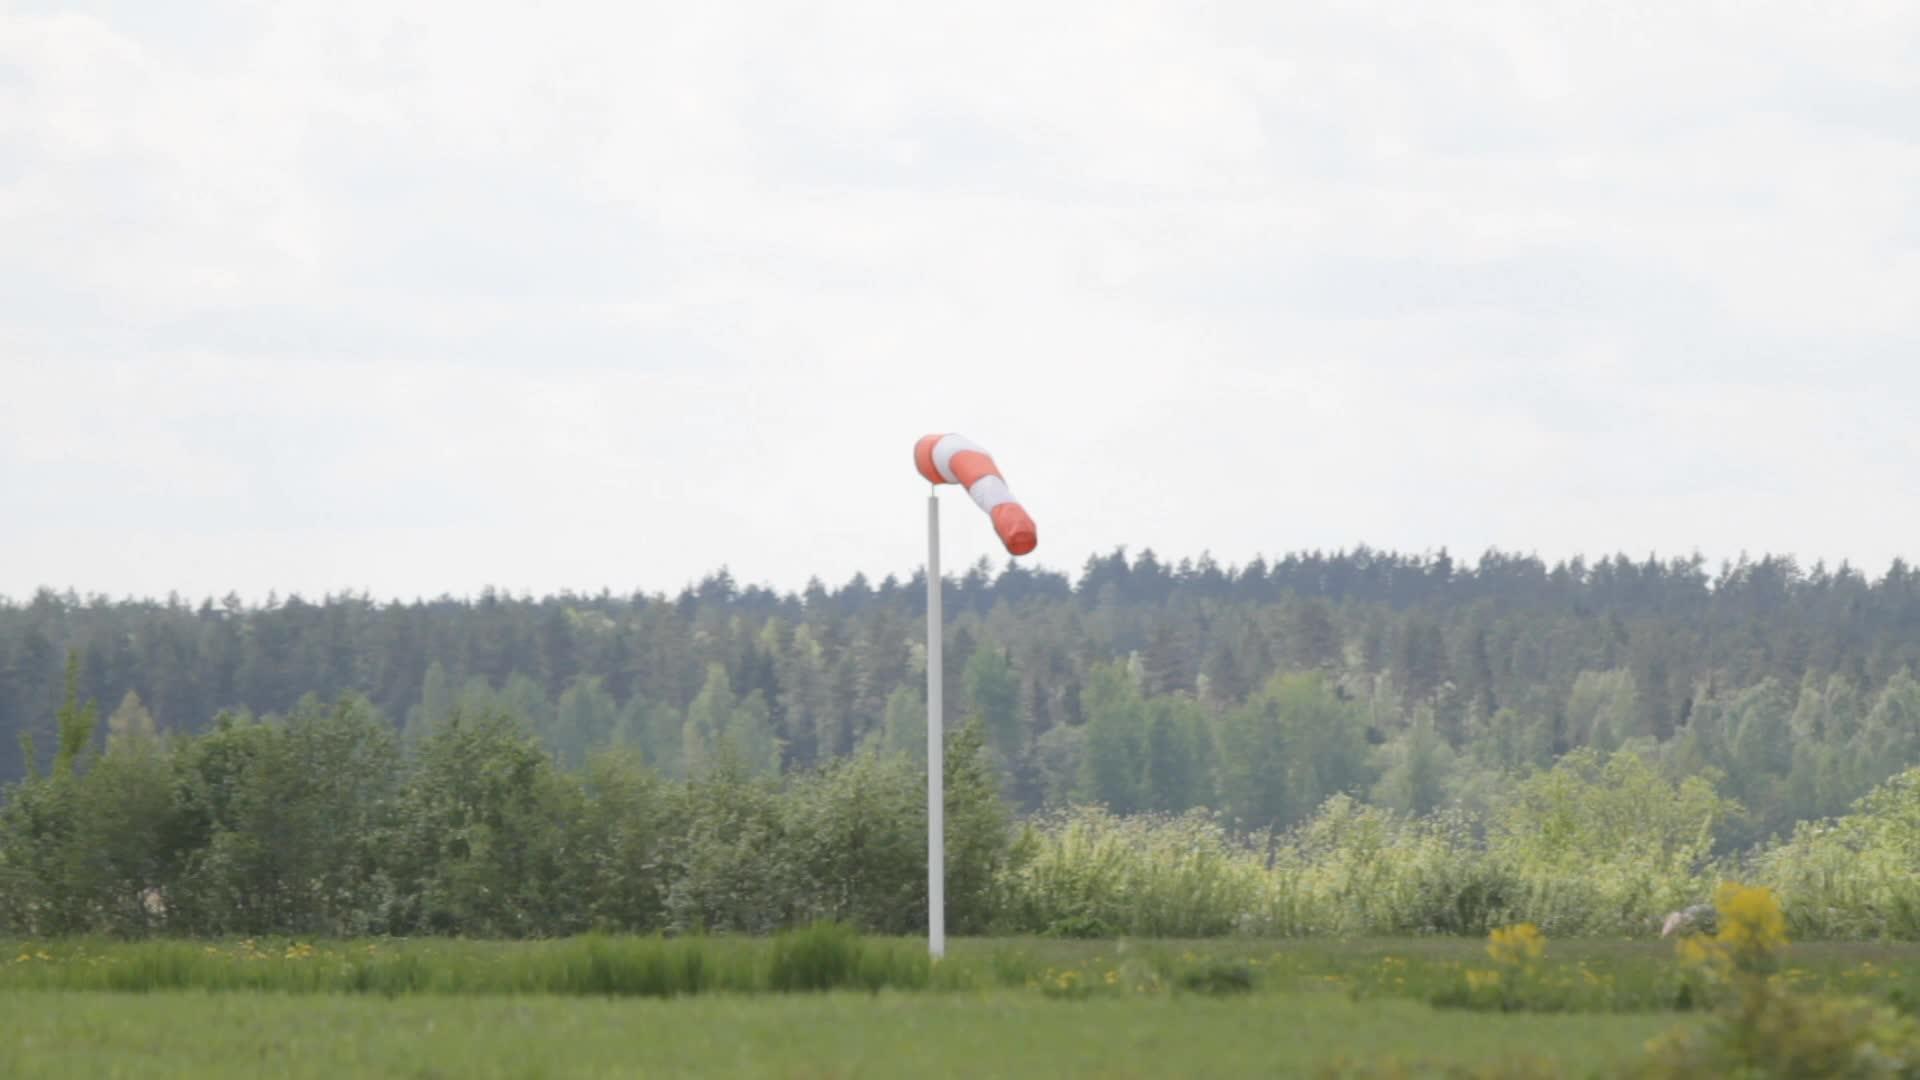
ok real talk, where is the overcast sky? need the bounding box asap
[3,2,1917,602]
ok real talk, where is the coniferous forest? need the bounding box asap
[7,546,1920,939]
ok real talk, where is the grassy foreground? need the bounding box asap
[7,933,1920,1010]
[11,918,1920,1077]
[0,989,1679,1079]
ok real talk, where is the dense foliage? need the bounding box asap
[6,649,1920,939]
[6,546,1920,938]
[7,548,1920,842]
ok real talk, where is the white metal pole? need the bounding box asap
[926,491,946,958]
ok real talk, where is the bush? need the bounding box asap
[1632,990,1920,1078]
[1754,770,1920,941]
[766,922,908,992]
[1627,882,1920,1077]
[20,684,1920,945]
[995,807,1266,937]
[1175,959,1254,996]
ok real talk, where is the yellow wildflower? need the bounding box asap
[1675,882,1789,976]
[1712,882,1788,973]
[1486,923,1546,967]
[1714,883,1786,956]
[1465,968,1502,991]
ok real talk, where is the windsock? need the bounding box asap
[914,434,1038,556]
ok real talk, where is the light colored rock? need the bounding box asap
[1660,903,1715,938]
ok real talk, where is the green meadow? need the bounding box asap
[0,988,1678,1079]
[10,928,1920,1077]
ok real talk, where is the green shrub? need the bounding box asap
[1632,991,1920,1078]
[1175,959,1255,996]
[768,922,889,992]
[997,808,1267,937]
[1042,914,1120,939]
[1629,882,1920,1077]
[1754,770,1920,942]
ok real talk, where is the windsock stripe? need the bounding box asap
[947,449,1003,490]
[913,436,945,486]
[967,474,1016,514]
[932,435,988,485]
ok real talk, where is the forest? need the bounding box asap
[7,547,1920,827]
[6,546,1920,939]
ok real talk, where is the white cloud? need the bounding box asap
[2,2,1917,600]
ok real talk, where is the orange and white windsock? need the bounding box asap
[914,434,1038,556]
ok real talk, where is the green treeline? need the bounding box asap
[6,548,1920,846]
[0,668,1008,938]
[9,657,1920,940]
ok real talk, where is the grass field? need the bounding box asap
[1,989,1680,1078]
[8,933,1920,1077]
[8,933,1920,1008]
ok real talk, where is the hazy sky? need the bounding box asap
[3,2,1917,602]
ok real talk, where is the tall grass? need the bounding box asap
[0,931,1306,999]
[985,755,1920,943]
[998,789,1920,941]
[0,927,936,997]
[12,932,1920,1014]
[1750,772,1920,941]
[1000,810,1268,937]
[997,801,1674,940]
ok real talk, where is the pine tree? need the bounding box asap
[105,690,158,751]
